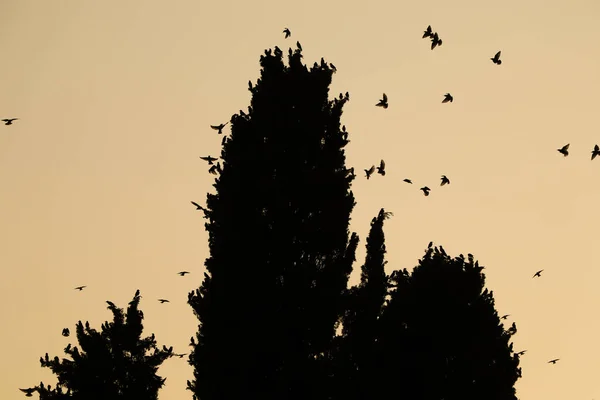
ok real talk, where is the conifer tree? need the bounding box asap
[31,290,173,400]
[188,45,358,400]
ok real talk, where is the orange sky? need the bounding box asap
[1,1,600,399]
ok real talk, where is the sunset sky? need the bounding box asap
[2,1,600,399]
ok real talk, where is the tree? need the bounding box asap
[31,290,173,400]
[375,247,522,400]
[187,45,358,400]
[334,208,391,400]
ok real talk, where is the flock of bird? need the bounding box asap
[9,22,594,398]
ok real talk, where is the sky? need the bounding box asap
[1,0,599,399]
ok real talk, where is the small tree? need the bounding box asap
[377,247,522,400]
[32,290,173,400]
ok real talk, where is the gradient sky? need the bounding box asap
[2,1,600,399]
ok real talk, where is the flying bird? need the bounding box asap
[491,51,502,65]
[158,299,170,304]
[365,165,375,179]
[74,286,86,291]
[62,328,70,337]
[173,353,187,358]
[403,178,413,184]
[178,271,190,276]
[200,156,217,165]
[420,186,431,196]
[591,145,600,160]
[210,123,228,134]
[2,118,18,125]
[500,314,510,320]
[442,93,453,103]
[548,358,560,364]
[376,93,388,108]
[283,28,291,38]
[430,32,442,50]
[20,388,38,397]
[422,25,432,38]
[440,175,450,186]
[377,160,386,176]
[557,143,570,157]
[532,269,544,278]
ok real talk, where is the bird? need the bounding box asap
[403,178,413,184]
[430,32,442,50]
[500,314,510,320]
[210,123,228,134]
[296,41,302,51]
[2,118,18,125]
[178,271,190,276]
[491,51,502,65]
[557,143,570,157]
[420,186,431,196]
[74,286,86,291]
[422,25,432,38]
[330,63,337,73]
[20,388,38,397]
[516,350,527,356]
[548,358,560,364]
[158,299,170,304]
[62,328,70,337]
[283,28,291,38]
[440,175,450,186]
[200,156,217,165]
[442,93,453,103]
[376,93,388,108]
[191,201,207,212]
[591,145,600,160]
[173,353,187,358]
[377,160,386,176]
[365,165,375,179]
[532,269,544,278]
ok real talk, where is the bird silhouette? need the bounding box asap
[532,269,544,278]
[173,353,187,358]
[548,358,560,364]
[376,93,388,108]
[422,25,432,38]
[178,271,190,276]
[283,28,291,38]
[557,143,570,157]
[591,145,600,160]
[420,186,431,196]
[210,123,228,134]
[442,93,453,103]
[365,165,375,179]
[440,175,450,186]
[158,299,170,304]
[74,286,86,291]
[491,51,502,65]
[62,328,70,337]
[430,32,442,50]
[403,178,413,184]
[377,160,386,176]
[296,41,302,51]
[2,118,18,125]
[20,388,38,397]
[500,314,510,320]
[200,156,217,164]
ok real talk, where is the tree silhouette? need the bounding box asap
[32,290,173,400]
[187,45,357,400]
[375,248,522,400]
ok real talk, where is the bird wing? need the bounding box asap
[382,93,387,102]
[495,51,501,58]
[210,125,219,130]
[380,160,385,169]
[595,145,599,151]
[593,152,597,160]
[562,144,570,150]
[191,201,200,208]
[368,166,375,174]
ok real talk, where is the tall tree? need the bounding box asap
[377,247,522,400]
[187,45,358,400]
[31,290,173,400]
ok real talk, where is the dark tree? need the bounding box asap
[187,45,357,400]
[31,290,173,400]
[335,208,391,400]
[376,248,522,400]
